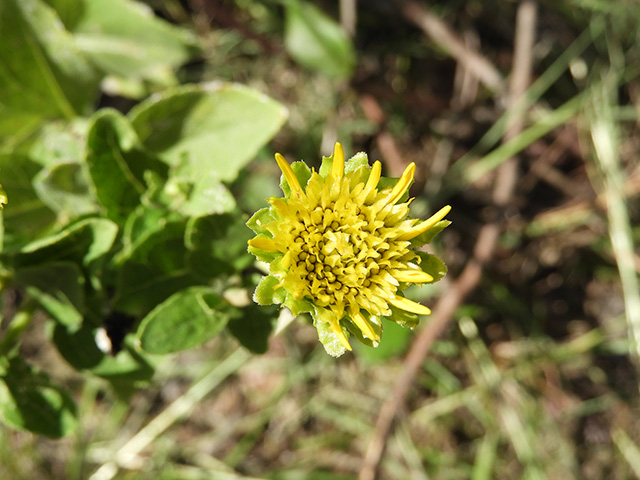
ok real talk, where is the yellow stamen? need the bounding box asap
[248,237,281,252]
[388,295,431,315]
[386,162,416,205]
[331,322,352,351]
[393,270,434,283]
[331,142,345,180]
[397,205,451,241]
[351,311,378,341]
[275,153,305,198]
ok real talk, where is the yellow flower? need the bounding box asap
[247,143,450,356]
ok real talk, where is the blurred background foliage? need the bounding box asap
[1,0,640,479]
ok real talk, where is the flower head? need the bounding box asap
[247,143,450,356]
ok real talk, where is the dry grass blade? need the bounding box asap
[589,78,640,367]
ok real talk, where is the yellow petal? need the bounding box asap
[248,237,281,252]
[275,153,305,198]
[393,270,434,283]
[388,295,431,315]
[331,322,352,351]
[397,205,451,241]
[331,142,345,180]
[351,310,379,341]
[386,162,416,205]
[361,160,382,200]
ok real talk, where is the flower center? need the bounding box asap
[286,196,405,315]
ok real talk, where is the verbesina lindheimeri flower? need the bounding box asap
[247,143,450,356]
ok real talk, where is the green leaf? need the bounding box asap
[0,0,99,124]
[227,304,276,354]
[14,262,84,331]
[42,0,83,29]
[185,213,254,278]
[70,0,200,80]
[86,109,166,224]
[25,118,88,167]
[0,154,56,247]
[416,251,448,283]
[246,207,275,236]
[52,322,154,384]
[11,217,118,274]
[0,356,77,438]
[345,152,370,174]
[138,287,232,354]
[253,275,284,306]
[129,83,288,183]
[161,161,236,217]
[114,218,199,317]
[313,314,348,358]
[247,235,280,264]
[119,204,177,257]
[284,0,356,79]
[388,304,420,329]
[33,162,99,219]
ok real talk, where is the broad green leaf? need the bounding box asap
[129,83,288,183]
[11,217,118,276]
[14,262,84,331]
[119,204,178,259]
[26,119,88,167]
[162,160,236,217]
[284,0,356,79]
[0,0,99,125]
[52,322,154,384]
[227,304,276,354]
[0,154,55,248]
[86,109,167,224]
[34,162,99,219]
[114,218,199,317]
[70,0,200,80]
[138,287,233,354]
[185,213,254,278]
[0,356,77,438]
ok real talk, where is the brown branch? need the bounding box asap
[358,2,538,479]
